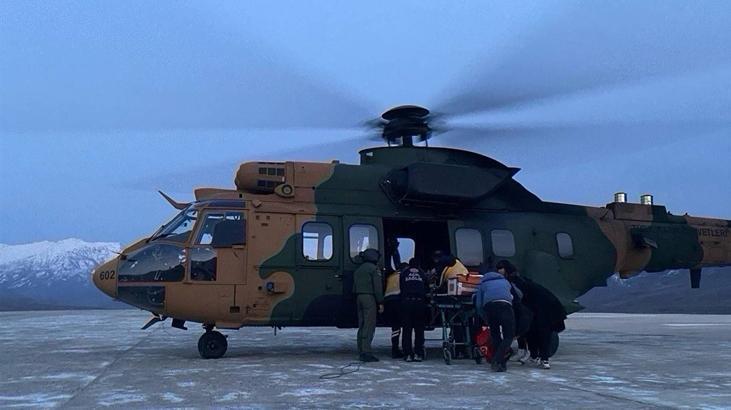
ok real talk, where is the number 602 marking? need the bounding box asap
[99,270,116,280]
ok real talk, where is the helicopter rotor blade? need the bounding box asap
[435,120,731,173]
[1,3,375,133]
[432,1,731,117]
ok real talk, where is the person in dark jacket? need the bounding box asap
[473,265,515,372]
[507,270,567,369]
[400,258,428,362]
[353,248,384,363]
[496,260,533,364]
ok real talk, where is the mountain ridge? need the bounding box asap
[0,238,125,310]
[1,238,729,313]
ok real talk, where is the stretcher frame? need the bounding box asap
[429,294,483,365]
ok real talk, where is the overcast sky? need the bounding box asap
[1,1,730,245]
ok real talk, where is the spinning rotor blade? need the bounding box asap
[433,1,731,116]
[1,2,374,132]
[436,120,731,173]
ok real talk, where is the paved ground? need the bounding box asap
[0,311,730,409]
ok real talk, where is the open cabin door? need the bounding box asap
[338,215,384,328]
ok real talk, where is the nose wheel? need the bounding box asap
[198,330,228,359]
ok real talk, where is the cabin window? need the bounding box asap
[349,224,379,260]
[491,229,516,257]
[456,228,484,266]
[396,237,415,267]
[385,237,415,270]
[556,232,574,258]
[302,222,333,261]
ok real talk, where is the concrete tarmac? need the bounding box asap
[0,311,730,409]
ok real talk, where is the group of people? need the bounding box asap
[353,248,430,363]
[474,259,567,372]
[351,247,567,373]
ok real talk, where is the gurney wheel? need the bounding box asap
[443,348,452,365]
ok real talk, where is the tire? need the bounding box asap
[198,331,228,359]
[548,332,559,357]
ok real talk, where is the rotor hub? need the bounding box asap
[378,105,432,146]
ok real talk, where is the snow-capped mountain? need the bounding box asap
[579,267,731,314]
[0,239,123,310]
[1,238,728,313]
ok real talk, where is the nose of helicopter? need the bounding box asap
[92,258,119,298]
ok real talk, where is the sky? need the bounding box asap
[1,0,730,245]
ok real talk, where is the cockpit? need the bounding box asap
[118,200,247,286]
[148,206,199,243]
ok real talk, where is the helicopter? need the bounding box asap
[92,104,731,359]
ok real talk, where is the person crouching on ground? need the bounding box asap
[473,264,515,372]
[400,258,428,362]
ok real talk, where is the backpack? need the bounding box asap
[475,326,494,362]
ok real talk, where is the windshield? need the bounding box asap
[150,207,199,243]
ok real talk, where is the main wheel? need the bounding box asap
[198,331,228,359]
[548,332,560,357]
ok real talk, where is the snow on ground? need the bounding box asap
[0,311,730,408]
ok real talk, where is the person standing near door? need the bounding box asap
[400,258,428,362]
[384,263,405,358]
[353,248,384,362]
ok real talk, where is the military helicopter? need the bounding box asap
[92,102,731,359]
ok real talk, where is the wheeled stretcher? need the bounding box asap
[430,294,484,365]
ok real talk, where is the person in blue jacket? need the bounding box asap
[474,264,515,372]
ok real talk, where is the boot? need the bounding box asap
[359,353,380,363]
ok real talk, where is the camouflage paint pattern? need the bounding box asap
[93,146,731,327]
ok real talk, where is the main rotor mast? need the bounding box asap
[379,105,432,147]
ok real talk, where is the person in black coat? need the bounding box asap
[506,269,567,369]
[400,258,429,362]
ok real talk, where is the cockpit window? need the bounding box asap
[196,213,225,245]
[151,208,198,243]
[195,211,245,246]
[118,244,185,282]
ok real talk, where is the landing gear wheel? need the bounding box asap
[443,348,452,365]
[198,331,228,359]
[548,332,560,358]
[472,346,483,364]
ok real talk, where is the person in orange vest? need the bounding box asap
[432,251,469,292]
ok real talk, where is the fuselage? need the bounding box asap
[92,146,731,328]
